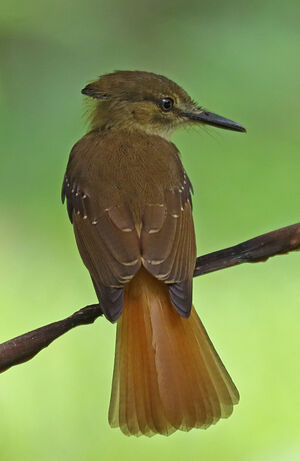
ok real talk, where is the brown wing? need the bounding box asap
[62,131,196,321]
[141,171,196,317]
[61,147,141,322]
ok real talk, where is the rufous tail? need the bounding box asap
[108,268,239,437]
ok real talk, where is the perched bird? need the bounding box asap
[62,70,245,437]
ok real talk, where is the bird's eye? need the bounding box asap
[160,97,174,112]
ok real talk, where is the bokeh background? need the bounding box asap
[0,0,299,460]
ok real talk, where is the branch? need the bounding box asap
[194,222,300,276]
[1,222,299,374]
[0,305,102,373]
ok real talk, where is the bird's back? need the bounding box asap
[65,128,189,224]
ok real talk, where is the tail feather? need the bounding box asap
[109,268,239,437]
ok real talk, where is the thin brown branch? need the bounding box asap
[194,222,300,276]
[1,222,299,375]
[0,304,102,374]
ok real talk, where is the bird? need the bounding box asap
[62,70,246,437]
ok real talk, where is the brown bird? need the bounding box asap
[62,70,245,437]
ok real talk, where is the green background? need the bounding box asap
[0,0,299,459]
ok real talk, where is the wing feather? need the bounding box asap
[63,173,141,321]
[141,187,196,317]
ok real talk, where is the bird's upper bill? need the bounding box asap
[182,109,246,133]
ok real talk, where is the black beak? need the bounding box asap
[183,109,246,133]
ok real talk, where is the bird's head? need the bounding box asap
[82,70,246,138]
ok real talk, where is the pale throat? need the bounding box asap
[135,123,177,140]
[92,108,180,140]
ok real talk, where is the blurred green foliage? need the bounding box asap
[0,0,299,460]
